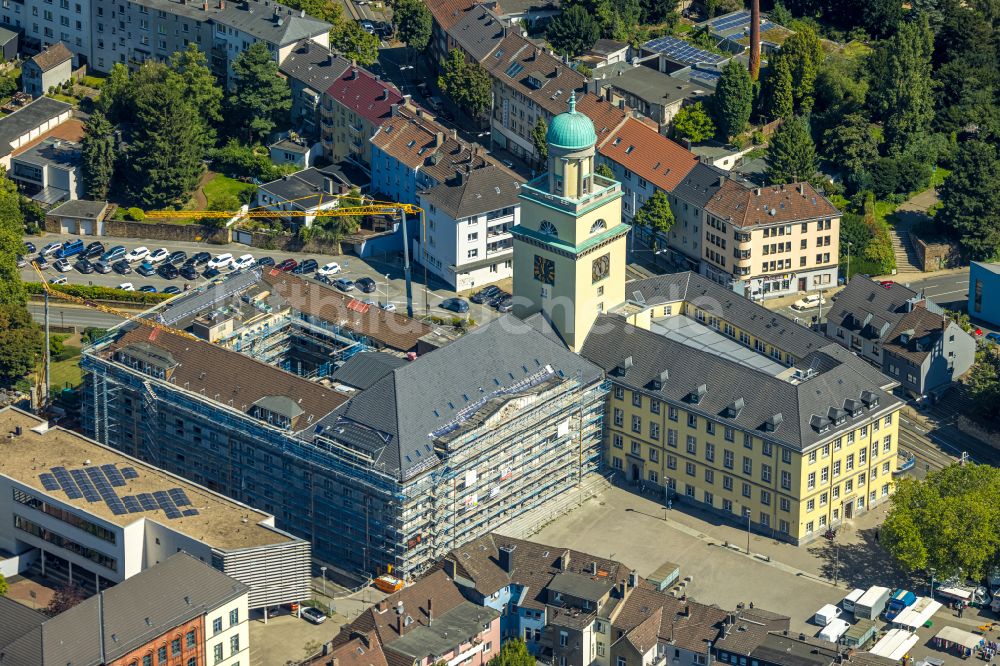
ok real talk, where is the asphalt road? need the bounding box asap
[27,302,127,329]
[23,233,503,326]
[899,270,971,311]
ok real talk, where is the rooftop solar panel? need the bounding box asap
[643,36,725,65]
[40,473,59,492]
[51,467,83,500]
[123,496,143,513]
[168,488,191,507]
[108,500,127,516]
[121,467,139,480]
[164,507,183,519]
[137,493,158,511]
[102,464,127,487]
[182,508,199,517]
[71,469,101,503]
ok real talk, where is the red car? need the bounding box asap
[879,280,895,288]
[276,258,298,272]
[974,328,984,337]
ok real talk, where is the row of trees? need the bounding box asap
[81,43,290,208]
[546,0,681,57]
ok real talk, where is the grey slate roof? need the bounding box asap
[0,96,71,157]
[0,597,46,655]
[449,6,507,61]
[47,198,108,219]
[628,272,831,359]
[316,313,602,481]
[279,40,351,92]
[826,278,918,339]
[671,161,728,209]
[214,0,331,45]
[592,63,704,109]
[12,137,80,168]
[580,314,902,451]
[330,351,408,390]
[419,164,522,219]
[259,167,347,209]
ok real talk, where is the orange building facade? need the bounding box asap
[108,616,204,666]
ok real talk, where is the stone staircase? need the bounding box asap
[890,226,923,273]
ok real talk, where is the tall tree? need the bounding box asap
[81,110,117,201]
[393,0,432,52]
[488,640,535,666]
[937,140,1000,260]
[633,190,675,245]
[0,304,41,386]
[228,42,292,142]
[169,43,223,150]
[531,118,548,161]
[437,50,492,120]
[714,59,754,140]
[671,102,716,142]
[0,170,25,307]
[125,75,204,207]
[332,19,380,65]
[44,584,86,617]
[862,0,903,38]
[761,54,794,120]
[95,62,130,121]
[821,113,880,184]
[777,27,822,114]
[546,4,600,57]
[765,116,818,185]
[867,17,935,155]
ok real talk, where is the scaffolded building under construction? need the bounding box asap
[81,276,606,578]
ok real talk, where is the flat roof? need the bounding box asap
[0,407,296,551]
[649,315,789,376]
[0,97,71,156]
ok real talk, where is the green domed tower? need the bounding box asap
[511,92,630,350]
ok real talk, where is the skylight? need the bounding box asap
[505,62,524,77]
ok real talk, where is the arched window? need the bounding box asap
[590,219,607,234]
[539,220,559,237]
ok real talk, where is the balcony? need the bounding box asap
[520,173,621,215]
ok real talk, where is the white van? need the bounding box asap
[842,588,865,614]
[814,604,842,626]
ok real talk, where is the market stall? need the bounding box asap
[893,597,942,630]
[870,629,921,661]
[933,626,984,657]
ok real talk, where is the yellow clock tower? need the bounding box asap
[512,93,629,351]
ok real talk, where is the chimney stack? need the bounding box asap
[428,598,434,626]
[798,183,805,195]
[628,570,638,588]
[436,131,444,147]
[323,176,335,195]
[749,0,761,81]
[219,0,225,8]
[382,88,389,100]
[498,544,515,572]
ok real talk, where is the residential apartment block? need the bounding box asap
[417,163,521,290]
[825,278,976,398]
[9,136,83,205]
[21,41,73,96]
[0,552,249,666]
[579,272,903,544]
[0,406,310,608]
[323,65,402,168]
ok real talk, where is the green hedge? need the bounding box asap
[25,282,173,304]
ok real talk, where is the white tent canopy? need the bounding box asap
[870,629,920,660]
[935,626,984,651]
[893,597,942,630]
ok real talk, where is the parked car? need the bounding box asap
[373,20,393,38]
[471,285,500,304]
[157,263,179,280]
[355,277,376,293]
[293,258,318,274]
[189,251,211,265]
[167,250,187,265]
[163,286,182,295]
[231,253,255,270]
[381,302,397,312]
[147,248,169,264]
[55,239,85,259]
[94,260,113,274]
[792,294,826,310]
[974,328,984,337]
[180,264,200,280]
[117,282,135,291]
[441,297,469,313]
[489,291,510,308]
[317,261,342,277]
[207,253,233,269]
[203,267,220,279]
[879,280,895,288]
[136,261,157,277]
[51,276,68,285]
[495,296,513,312]
[84,241,105,258]
[34,256,49,269]
[16,255,26,268]
[113,260,132,274]
[359,19,376,34]
[301,607,326,625]
[53,258,72,272]
[276,258,298,272]
[256,256,275,267]
[40,242,63,257]
[100,245,127,263]
[139,285,157,293]
[23,241,36,254]
[74,258,94,274]
[124,246,149,263]
[334,278,355,292]
[986,332,1000,345]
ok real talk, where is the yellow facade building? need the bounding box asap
[578,273,904,544]
[512,93,630,351]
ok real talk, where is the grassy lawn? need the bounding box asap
[201,174,256,208]
[81,74,106,88]
[48,355,83,391]
[48,93,78,105]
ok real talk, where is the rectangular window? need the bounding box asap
[724,450,734,469]
[667,429,677,447]
[632,391,642,407]
[723,475,733,491]
[724,426,734,442]
[761,489,771,506]
[667,455,677,470]
[230,608,238,626]
[614,408,623,427]
[742,482,751,498]
[705,469,714,484]
[706,421,716,435]
[650,399,660,415]
[742,457,752,475]
[186,630,196,649]
[743,433,753,450]
[213,617,222,635]
[650,422,660,440]
[686,436,697,455]
[649,447,659,463]
[705,442,715,462]
[631,415,641,433]
[809,451,817,464]
[780,497,790,512]
[614,386,624,400]
[833,461,841,477]
[159,646,167,663]
[214,644,223,664]
[687,413,697,428]
[807,472,816,489]
[613,433,623,449]
[781,470,791,490]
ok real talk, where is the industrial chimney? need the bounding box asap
[749,0,761,81]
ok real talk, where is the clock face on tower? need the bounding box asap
[534,255,555,285]
[592,253,610,283]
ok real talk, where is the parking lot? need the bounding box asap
[21,233,504,324]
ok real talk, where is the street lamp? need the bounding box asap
[321,566,328,598]
[845,242,852,285]
[746,511,752,555]
[384,273,391,308]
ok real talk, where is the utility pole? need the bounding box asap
[43,289,50,411]
[746,512,751,555]
[400,209,413,318]
[834,542,840,586]
[845,242,852,284]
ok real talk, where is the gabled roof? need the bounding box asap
[370,107,485,183]
[258,167,349,210]
[613,588,729,655]
[426,0,476,32]
[330,352,409,391]
[705,180,839,227]
[279,40,351,92]
[0,96,71,157]
[214,0,331,45]
[485,34,585,116]
[450,6,507,61]
[598,117,698,192]
[574,92,629,148]
[883,305,960,365]
[592,62,704,110]
[306,631,388,666]
[672,161,728,208]
[28,42,73,72]
[826,278,917,334]
[328,68,403,125]
[419,164,522,219]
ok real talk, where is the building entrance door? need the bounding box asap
[631,464,640,482]
[798,277,807,291]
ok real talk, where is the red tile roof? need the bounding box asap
[598,117,698,192]
[426,0,476,31]
[705,180,840,227]
[328,68,403,125]
[575,92,629,148]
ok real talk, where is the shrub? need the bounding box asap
[125,207,145,221]
[25,282,172,304]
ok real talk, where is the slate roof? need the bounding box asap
[279,40,351,92]
[0,96,71,157]
[486,35,586,116]
[419,164,522,219]
[751,632,839,666]
[258,167,348,209]
[315,314,602,481]
[0,597,46,655]
[330,351,408,390]
[443,533,630,609]
[306,631,388,666]
[580,314,902,451]
[28,41,73,72]
[593,63,704,110]
[882,305,954,365]
[449,6,507,61]
[627,272,830,359]
[671,161,728,208]
[0,553,247,666]
[714,608,791,656]
[575,92,629,148]
[599,117,698,193]
[826,278,917,338]
[214,0,331,45]
[705,180,839,227]
[328,68,403,125]
[622,607,662,654]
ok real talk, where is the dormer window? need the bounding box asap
[689,384,707,404]
[764,413,783,432]
[810,415,829,433]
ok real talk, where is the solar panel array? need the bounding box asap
[642,36,726,66]
[40,464,193,521]
[709,10,751,32]
[689,68,723,86]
